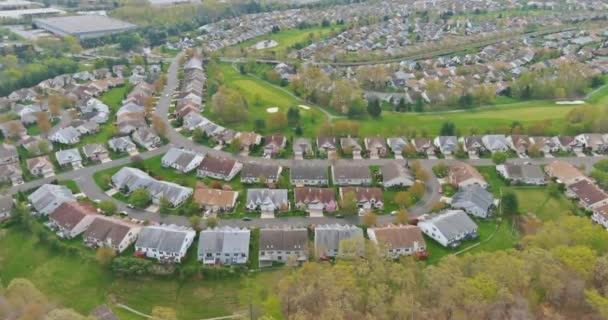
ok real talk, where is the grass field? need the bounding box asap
[224,26,339,58]
[0,227,284,319]
[205,62,327,137]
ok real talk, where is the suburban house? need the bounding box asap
[26,156,54,176]
[290,163,329,186]
[293,138,313,159]
[531,136,560,154]
[553,136,582,152]
[387,137,409,155]
[259,227,308,267]
[83,217,141,253]
[381,162,414,188]
[0,162,23,185]
[592,204,608,229]
[197,155,242,181]
[367,225,427,258]
[331,164,372,185]
[545,160,588,185]
[294,187,337,213]
[451,185,495,218]
[263,134,287,157]
[198,227,250,265]
[314,224,364,258]
[566,180,608,211]
[364,136,388,158]
[433,136,458,155]
[245,189,289,213]
[49,127,81,145]
[418,210,478,248]
[576,133,606,152]
[0,143,18,164]
[28,184,75,215]
[497,163,546,185]
[161,148,204,173]
[135,225,196,263]
[459,136,486,156]
[481,135,509,153]
[316,136,338,156]
[108,136,137,154]
[411,137,436,156]
[240,162,282,184]
[507,135,532,155]
[340,187,384,210]
[112,167,193,207]
[448,162,488,188]
[82,143,109,162]
[0,195,14,222]
[340,137,363,158]
[132,127,161,149]
[193,187,239,214]
[238,132,262,153]
[48,201,98,239]
[55,148,83,168]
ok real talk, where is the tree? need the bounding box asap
[151,115,168,137]
[159,196,171,214]
[393,209,410,225]
[95,246,116,266]
[228,137,241,154]
[393,191,413,208]
[189,215,201,231]
[98,200,117,215]
[118,33,143,51]
[432,162,449,178]
[111,256,152,276]
[366,99,382,117]
[211,86,249,124]
[501,192,518,215]
[35,112,51,135]
[129,189,151,208]
[206,216,218,228]
[340,191,358,216]
[410,182,425,200]
[439,121,456,136]
[491,151,508,164]
[268,112,288,131]
[287,107,300,126]
[192,127,205,142]
[254,119,266,132]
[362,212,377,227]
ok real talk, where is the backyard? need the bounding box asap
[0,227,285,319]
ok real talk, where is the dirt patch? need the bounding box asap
[515,213,543,236]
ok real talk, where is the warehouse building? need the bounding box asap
[33,15,137,40]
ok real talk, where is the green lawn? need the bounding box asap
[100,83,132,113]
[424,217,519,264]
[507,186,583,221]
[205,62,327,137]
[0,227,285,319]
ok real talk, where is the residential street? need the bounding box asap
[6,51,606,228]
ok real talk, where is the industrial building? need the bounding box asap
[33,15,137,40]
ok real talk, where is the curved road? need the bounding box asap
[6,51,606,228]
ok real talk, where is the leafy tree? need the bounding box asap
[410,182,426,200]
[95,246,116,266]
[254,119,266,132]
[228,137,241,154]
[393,209,410,225]
[118,33,143,51]
[98,200,117,216]
[111,257,152,276]
[432,162,449,178]
[211,86,249,124]
[340,191,358,216]
[206,216,218,229]
[439,121,455,136]
[129,189,151,208]
[393,191,413,208]
[188,215,201,231]
[491,151,508,164]
[366,99,382,117]
[287,107,300,126]
[501,192,518,215]
[159,196,171,214]
[362,212,377,227]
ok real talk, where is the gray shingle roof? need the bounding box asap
[314,224,363,252]
[291,163,328,181]
[198,226,250,255]
[424,210,477,240]
[136,226,190,253]
[451,185,494,215]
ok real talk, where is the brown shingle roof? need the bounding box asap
[198,155,237,176]
[340,187,382,202]
[260,228,308,251]
[193,188,238,208]
[370,225,425,249]
[49,201,96,230]
[84,217,133,245]
[294,187,336,204]
[569,180,608,206]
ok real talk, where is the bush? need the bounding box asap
[111,257,152,276]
